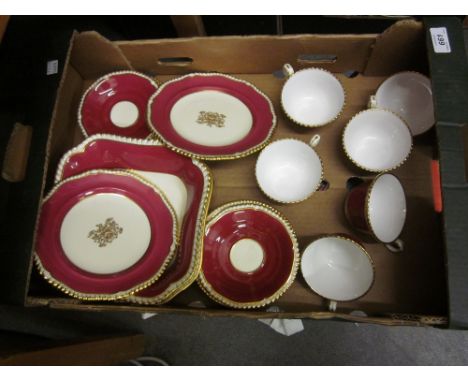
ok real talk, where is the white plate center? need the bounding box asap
[110,101,139,128]
[229,238,265,273]
[60,193,151,274]
[170,90,253,146]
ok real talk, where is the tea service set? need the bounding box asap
[34,63,434,310]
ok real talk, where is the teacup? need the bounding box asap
[344,173,406,252]
[369,71,434,136]
[255,136,323,203]
[301,234,374,311]
[342,109,412,172]
[281,64,345,127]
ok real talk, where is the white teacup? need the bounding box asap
[343,109,413,172]
[370,71,434,136]
[255,136,323,203]
[301,235,374,311]
[281,64,345,127]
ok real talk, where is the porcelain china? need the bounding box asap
[255,136,323,203]
[79,71,158,139]
[281,63,345,127]
[301,235,374,310]
[345,173,407,252]
[343,109,412,172]
[371,71,434,136]
[198,201,300,309]
[35,169,178,300]
[55,135,213,304]
[148,73,276,160]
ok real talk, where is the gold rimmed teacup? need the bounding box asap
[280,63,346,128]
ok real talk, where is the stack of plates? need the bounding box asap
[35,135,212,302]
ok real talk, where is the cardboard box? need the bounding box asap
[1,16,467,328]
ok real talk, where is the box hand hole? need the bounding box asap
[158,57,194,67]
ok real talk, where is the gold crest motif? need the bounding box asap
[88,218,123,247]
[196,111,226,128]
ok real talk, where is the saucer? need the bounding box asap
[35,169,178,300]
[79,71,158,139]
[198,200,299,309]
[55,135,213,304]
[148,73,276,160]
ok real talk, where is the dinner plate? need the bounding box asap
[55,135,213,304]
[78,71,158,139]
[35,169,178,300]
[147,73,276,160]
[198,200,299,309]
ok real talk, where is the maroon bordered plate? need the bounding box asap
[148,73,277,160]
[78,71,158,139]
[198,200,300,309]
[35,169,178,300]
[55,134,213,304]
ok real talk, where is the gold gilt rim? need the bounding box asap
[128,160,213,305]
[341,108,414,173]
[280,66,347,128]
[300,234,376,303]
[53,134,214,305]
[146,72,277,161]
[34,169,179,301]
[55,133,165,184]
[77,70,159,138]
[197,200,300,309]
[364,172,407,245]
[373,70,433,137]
[255,138,324,204]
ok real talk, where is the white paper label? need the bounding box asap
[46,60,58,75]
[430,27,451,54]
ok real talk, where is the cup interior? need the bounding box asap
[375,72,434,136]
[343,109,412,172]
[367,174,406,243]
[301,236,374,301]
[256,139,322,203]
[281,69,345,126]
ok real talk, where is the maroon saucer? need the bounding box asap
[199,201,299,309]
[79,71,157,139]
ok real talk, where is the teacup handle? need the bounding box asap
[368,95,377,109]
[282,63,295,79]
[385,238,404,253]
[328,300,337,312]
[309,134,321,148]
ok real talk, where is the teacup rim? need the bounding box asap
[255,138,324,204]
[342,108,414,173]
[364,172,407,244]
[280,66,347,128]
[374,70,434,136]
[300,234,375,303]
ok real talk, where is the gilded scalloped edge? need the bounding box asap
[372,70,434,137]
[280,66,347,128]
[128,160,213,305]
[342,108,414,173]
[363,173,407,245]
[300,234,375,303]
[34,169,179,301]
[77,70,158,138]
[254,138,324,204]
[55,133,164,184]
[197,200,300,309]
[146,72,277,161]
[54,134,214,305]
